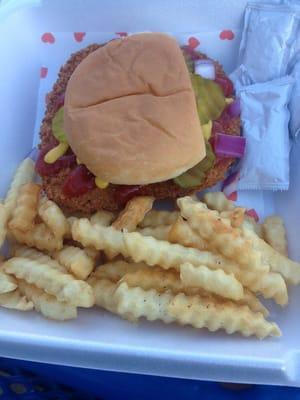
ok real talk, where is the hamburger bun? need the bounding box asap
[64,33,205,185]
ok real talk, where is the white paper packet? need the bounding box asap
[238,3,298,82]
[289,56,300,139]
[229,64,253,92]
[237,76,294,191]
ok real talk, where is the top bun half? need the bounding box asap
[64,33,205,184]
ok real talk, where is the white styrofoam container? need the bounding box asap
[1,0,300,387]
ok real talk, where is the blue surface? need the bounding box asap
[1,357,300,399]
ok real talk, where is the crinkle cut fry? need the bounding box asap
[114,283,280,339]
[0,270,17,294]
[138,225,171,241]
[179,262,244,301]
[4,158,35,216]
[92,260,146,282]
[10,223,63,252]
[177,197,268,273]
[168,292,280,339]
[8,183,41,232]
[90,210,115,226]
[168,219,286,306]
[87,277,119,313]
[3,257,94,307]
[112,196,154,232]
[72,219,246,296]
[14,245,67,272]
[242,224,300,285]
[262,216,288,256]
[53,246,95,280]
[121,265,269,316]
[38,198,69,238]
[71,218,287,305]
[139,210,180,228]
[18,280,77,320]
[0,289,33,311]
[202,192,235,212]
[72,219,229,270]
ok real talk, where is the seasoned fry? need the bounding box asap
[113,196,154,232]
[203,192,262,236]
[72,219,126,253]
[72,219,256,277]
[90,211,115,227]
[167,221,286,305]
[0,270,17,294]
[244,217,263,238]
[0,289,33,311]
[0,202,8,249]
[11,223,63,252]
[121,266,268,316]
[38,199,69,238]
[168,292,280,339]
[168,217,207,250]
[234,269,288,306]
[180,262,244,301]
[239,290,269,317]
[114,283,279,338]
[115,282,175,323]
[84,247,100,263]
[124,230,242,274]
[53,246,95,280]
[14,245,67,272]
[263,216,288,256]
[139,210,180,228]
[4,158,35,216]
[18,280,77,320]
[203,191,235,212]
[65,216,78,238]
[138,225,171,241]
[92,260,145,282]
[88,277,119,313]
[178,197,268,272]
[242,225,300,285]
[220,208,246,228]
[8,183,41,232]
[3,257,94,307]
[122,266,182,292]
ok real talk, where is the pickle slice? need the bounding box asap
[173,142,216,188]
[52,107,67,143]
[190,74,226,125]
[182,48,194,73]
[201,120,212,140]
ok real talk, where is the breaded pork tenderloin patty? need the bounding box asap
[39,42,240,214]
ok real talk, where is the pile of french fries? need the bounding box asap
[0,158,299,339]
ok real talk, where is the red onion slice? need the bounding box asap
[227,98,241,118]
[214,133,246,158]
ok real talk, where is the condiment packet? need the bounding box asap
[282,0,300,68]
[229,64,253,93]
[289,57,300,139]
[237,76,294,191]
[238,3,298,83]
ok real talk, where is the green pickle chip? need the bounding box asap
[190,74,226,125]
[52,107,67,143]
[173,142,216,188]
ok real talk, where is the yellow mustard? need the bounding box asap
[95,177,109,189]
[44,142,69,164]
